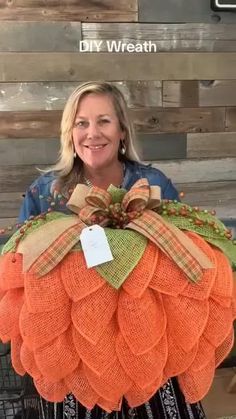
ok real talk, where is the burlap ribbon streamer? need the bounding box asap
[18,178,213,281]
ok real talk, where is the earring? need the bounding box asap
[73,152,76,158]
[120,139,126,155]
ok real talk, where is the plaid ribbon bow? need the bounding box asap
[19,179,213,281]
[67,178,161,229]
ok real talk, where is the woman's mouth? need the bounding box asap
[84,144,107,150]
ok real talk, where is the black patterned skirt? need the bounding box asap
[38,378,206,419]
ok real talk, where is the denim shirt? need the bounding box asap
[19,160,179,223]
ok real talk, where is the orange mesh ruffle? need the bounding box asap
[0,253,24,291]
[34,326,80,381]
[19,301,71,349]
[34,375,67,402]
[0,233,235,411]
[0,288,24,342]
[11,334,25,376]
[25,267,69,313]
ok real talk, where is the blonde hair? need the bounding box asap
[43,81,139,192]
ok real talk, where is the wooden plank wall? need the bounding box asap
[0,2,236,235]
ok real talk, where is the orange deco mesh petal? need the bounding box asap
[118,288,166,355]
[116,332,167,389]
[19,301,71,350]
[0,253,24,291]
[84,357,131,403]
[61,251,105,301]
[125,374,163,408]
[11,335,26,376]
[71,283,118,345]
[211,248,233,304]
[0,288,24,342]
[20,343,41,379]
[24,267,69,313]
[64,363,99,410]
[122,241,158,298]
[34,376,67,403]
[149,249,189,297]
[203,298,233,347]
[163,293,209,352]
[215,327,235,367]
[34,326,79,381]
[187,335,215,374]
[178,356,216,403]
[72,318,117,375]
[164,329,198,377]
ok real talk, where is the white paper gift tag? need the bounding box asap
[80,224,113,268]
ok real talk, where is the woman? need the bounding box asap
[19,82,206,418]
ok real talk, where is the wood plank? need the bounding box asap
[187,132,236,158]
[0,81,162,111]
[132,107,225,133]
[139,0,236,23]
[136,133,186,160]
[1,159,236,193]
[116,81,162,108]
[150,158,236,183]
[0,193,24,218]
[0,22,81,52]
[175,181,236,219]
[0,107,225,138]
[82,23,236,52]
[0,1,137,21]
[0,111,61,138]
[0,218,17,230]
[226,107,236,131]
[0,138,59,165]
[163,80,236,107]
[0,82,78,111]
[2,53,236,82]
[0,166,42,193]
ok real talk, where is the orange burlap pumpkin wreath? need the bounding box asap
[0,179,235,413]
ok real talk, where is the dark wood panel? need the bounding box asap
[176,181,236,219]
[0,81,162,111]
[0,107,225,138]
[132,107,225,133]
[0,138,59,165]
[82,23,236,52]
[187,132,236,158]
[1,53,236,81]
[226,107,236,131]
[139,0,236,23]
[0,165,42,193]
[0,111,61,138]
[0,217,17,230]
[0,192,24,218]
[163,80,236,107]
[0,22,81,52]
[136,133,186,160]
[0,0,137,21]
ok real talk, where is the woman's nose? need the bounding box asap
[87,122,100,138]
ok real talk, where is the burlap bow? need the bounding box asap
[18,178,213,281]
[67,179,161,228]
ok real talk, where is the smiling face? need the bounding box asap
[72,93,125,171]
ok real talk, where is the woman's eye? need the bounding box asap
[75,121,86,127]
[99,119,110,124]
